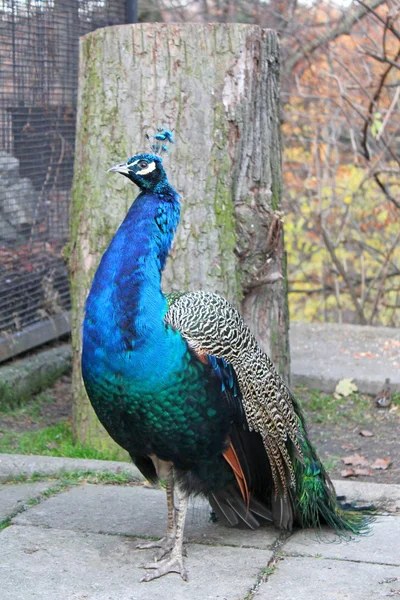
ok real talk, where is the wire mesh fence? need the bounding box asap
[0,0,126,356]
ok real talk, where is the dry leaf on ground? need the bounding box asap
[46,442,59,450]
[342,454,369,467]
[341,469,356,478]
[353,467,374,476]
[379,577,398,584]
[335,378,358,398]
[359,429,374,437]
[341,442,360,451]
[370,457,392,470]
[340,467,374,477]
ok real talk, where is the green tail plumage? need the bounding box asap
[290,393,373,535]
[166,290,373,535]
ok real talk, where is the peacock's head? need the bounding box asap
[108,153,168,192]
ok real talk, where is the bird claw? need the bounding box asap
[136,535,176,560]
[140,555,188,582]
[136,540,160,551]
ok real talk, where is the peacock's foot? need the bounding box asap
[136,533,176,560]
[140,553,188,582]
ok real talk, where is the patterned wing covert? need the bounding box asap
[165,290,304,495]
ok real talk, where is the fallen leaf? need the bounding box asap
[335,378,358,397]
[340,469,356,478]
[389,501,400,513]
[379,577,398,584]
[342,454,369,467]
[359,429,374,437]
[371,457,392,470]
[23,547,40,554]
[386,502,400,513]
[341,442,360,451]
[46,442,59,450]
[353,467,374,476]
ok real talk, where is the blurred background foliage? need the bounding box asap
[138,0,400,327]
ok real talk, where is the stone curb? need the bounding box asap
[0,344,71,409]
[0,453,144,483]
[1,453,399,507]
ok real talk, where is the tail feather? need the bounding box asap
[225,493,260,529]
[271,490,295,531]
[289,391,373,535]
[220,392,373,536]
[209,486,262,529]
[247,496,273,522]
[210,491,239,526]
[223,442,250,508]
[222,425,290,529]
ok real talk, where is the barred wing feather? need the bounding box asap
[165,290,303,495]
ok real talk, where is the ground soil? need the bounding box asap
[1,374,399,486]
[307,415,400,485]
[0,375,72,433]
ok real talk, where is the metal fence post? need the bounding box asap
[125,0,138,24]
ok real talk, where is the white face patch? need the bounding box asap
[136,161,156,176]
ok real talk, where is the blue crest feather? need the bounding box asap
[146,127,174,156]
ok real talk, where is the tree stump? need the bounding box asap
[69,23,289,450]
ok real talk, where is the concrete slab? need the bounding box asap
[290,321,400,394]
[0,525,272,600]
[13,483,279,549]
[333,479,400,509]
[282,516,400,566]
[0,453,143,483]
[0,482,52,521]
[254,556,400,600]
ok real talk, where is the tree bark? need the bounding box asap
[69,23,289,450]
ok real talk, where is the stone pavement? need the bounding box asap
[290,322,400,395]
[1,470,399,600]
[0,453,143,483]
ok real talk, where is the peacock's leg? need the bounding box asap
[136,468,176,559]
[141,480,189,582]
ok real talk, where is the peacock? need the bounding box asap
[81,131,370,582]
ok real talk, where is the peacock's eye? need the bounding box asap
[138,160,148,169]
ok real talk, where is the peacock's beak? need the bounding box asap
[108,162,130,175]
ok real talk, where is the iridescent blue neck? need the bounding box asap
[83,185,183,383]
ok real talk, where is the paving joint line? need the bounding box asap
[1,481,76,531]
[8,524,279,552]
[240,531,292,600]
[280,550,400,568]
[182,538,279,550]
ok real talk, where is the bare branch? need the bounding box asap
[376,84,400,140]
[368,231,400,323]
[373,175,400,209]
[284,0,387,74]
[354,0,400,42]
[364,50,400,70]
[315,218,368,324]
